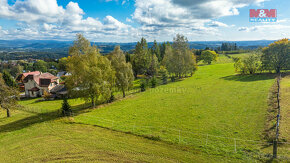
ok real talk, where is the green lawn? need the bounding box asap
[1,100,232,162]
[73,63,276,160]
[279,73,290,157]
[0,55,281,162]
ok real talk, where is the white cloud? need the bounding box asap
[131,0,267,41]
[0,0,135,41]
[126,18,133,23]
[1,0,285,42]
[43,23,55,31]
[133,0,265,27]
[208,21,229,27]
[0,0,65,23]
[238,27,249,32]
[238,24,290,37]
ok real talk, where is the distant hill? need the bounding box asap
[0,39,276,60]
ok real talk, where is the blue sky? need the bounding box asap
[0,0,289,42]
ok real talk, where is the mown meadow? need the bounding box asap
[73,62,276,160]
[1,53,286,162]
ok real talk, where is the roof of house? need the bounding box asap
[16,71,41,81]
[23,71,41,77]
[24,72,58,87]
[50,84,67,94]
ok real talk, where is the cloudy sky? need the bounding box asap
[0,0,289,42]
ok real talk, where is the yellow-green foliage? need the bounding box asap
[262,38,290,73]
[201,50,218,64]
[233,55,262,74]
[66,34,115,107]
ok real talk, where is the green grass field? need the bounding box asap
[73,63,276,160]
[279,73,290,157]
[0,55,283,162]
[2,99,232,162]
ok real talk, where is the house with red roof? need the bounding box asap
[16,71,41,91]
[23,72,59,98]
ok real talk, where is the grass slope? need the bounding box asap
[279,73,290,157]
[74,63,275,160]
[0,101,228,162]
[0,56,278,162]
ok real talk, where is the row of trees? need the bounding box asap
[65,34,198,107]
[131,34,198,78]
[0,59,68,78]
[218,43,238,51]
[234,39,290,74]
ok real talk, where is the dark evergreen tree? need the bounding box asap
[61,98,72,116]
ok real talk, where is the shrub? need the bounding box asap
[61,98,72,116]
[233,55,262,74]
[150,77,157,88]
[170,76,175,82]
[43,90,51,100]
[107,93,115,103]
[140,80,146,92]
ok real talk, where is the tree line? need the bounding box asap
[65,34,198,108]
[233,38,290,74]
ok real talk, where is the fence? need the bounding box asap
[15,76,288,160]
[75,114,289,161]
[273,73,282,158]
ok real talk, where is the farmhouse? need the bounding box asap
[16,71,41,91]
[23,72,59,98]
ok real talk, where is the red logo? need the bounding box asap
[249,9,277,22]
[250,9,276,18]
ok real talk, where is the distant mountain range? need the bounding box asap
[0,39,276,51]
[0,39,276,60]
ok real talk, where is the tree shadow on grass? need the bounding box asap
[0,103,91,133]
[220,73,276,82]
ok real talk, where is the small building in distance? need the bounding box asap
[50,84,68,99]
[23,72,59,98]
[57,71,71,78]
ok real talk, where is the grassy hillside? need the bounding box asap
[73,63,276,160]
[1,100,230,162]
[0,57,280,162]
[279,73,290,157]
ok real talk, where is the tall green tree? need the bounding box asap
[108,46,134,97]
[149,54,159,77]
[33,60,47,72]
[152,40,161,62]
[66,34,115,107]
[0,73,19,117]
[158,66,168,84]
[131,38,152,77]
[2,71,18,88]
[261,38,290,73]
[10,64,23,77]
[163,34,197,78]
[57,57,68,71]
[201,50,218,64]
